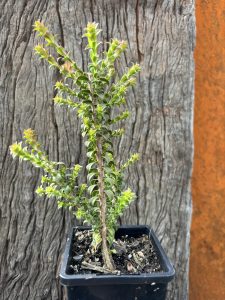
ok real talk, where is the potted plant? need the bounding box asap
[10,21,175,300]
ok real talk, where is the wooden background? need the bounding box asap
[190,1,225,299]
[0,1,195,299]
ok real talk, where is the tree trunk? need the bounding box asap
[0,1,195,300]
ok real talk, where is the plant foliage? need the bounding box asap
[10,21,140,270]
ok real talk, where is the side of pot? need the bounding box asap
[60,226,175,300]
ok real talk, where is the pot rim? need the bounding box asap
[60,225,175,286]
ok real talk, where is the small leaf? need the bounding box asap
[105,190,114,199]
[86,162,96,171]
[87,150,96,158]
[87,172,97,181]
[105,176,115,185]
[88,184,97,194]
[57,201,65,208]
[76,75,89,85]
[84,140,91,147]
[90,196,99,204]
[92,231,102,251]
[99,77,109,84]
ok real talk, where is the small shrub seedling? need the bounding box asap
[10,21,141,272]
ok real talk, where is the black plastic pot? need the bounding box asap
[60,225,175,300]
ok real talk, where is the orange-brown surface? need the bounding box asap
[190,1,225,299]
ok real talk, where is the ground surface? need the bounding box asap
[68,229,162,275]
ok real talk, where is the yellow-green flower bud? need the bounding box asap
[33,21,48,36]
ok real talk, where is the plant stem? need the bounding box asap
[89,73,114,271]
[96,137,115,271]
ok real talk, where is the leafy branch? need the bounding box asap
[10,21,141,271]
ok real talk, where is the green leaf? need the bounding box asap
[107,227,116,245]
[99,77,109,84]
[86,162,96,171]
[87,172,97,181]
[92,231,102,250]
[78,89,91,98]
[87,150,96,158]
[104,167,113,174]
[84,140,91,147]
[57,201,65,208]
[90,196,99,204]
[88,184,97,194]
[76,75,89,85]
[105,190,114,199]
[104,141,113,148]
[105,176,115,185]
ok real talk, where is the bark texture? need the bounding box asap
[0,1,195,299]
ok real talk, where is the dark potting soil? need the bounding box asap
[68,229,163,275]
